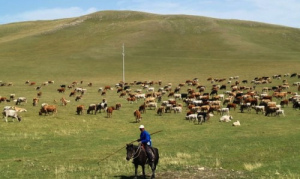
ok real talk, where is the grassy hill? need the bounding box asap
[0,10,299,83]
[1,11,300,179]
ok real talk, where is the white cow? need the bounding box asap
[275,109,285,117]
[232,120,241,126]
[172,106,182,113]
[186,113,198,122]
[219,115,233,122]
[2,109,22,122]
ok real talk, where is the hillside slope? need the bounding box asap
[0,11,299,82]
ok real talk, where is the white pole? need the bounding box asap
[122,43,125,83]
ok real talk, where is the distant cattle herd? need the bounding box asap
[1,72,300,124]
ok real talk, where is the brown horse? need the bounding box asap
[126,144,159,179]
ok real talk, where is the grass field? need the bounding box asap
[0,11,300,179]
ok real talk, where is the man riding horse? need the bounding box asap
[138,125,154,163]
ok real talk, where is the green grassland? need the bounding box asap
[0,11,300,178]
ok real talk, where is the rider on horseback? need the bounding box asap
[138,125,154,162]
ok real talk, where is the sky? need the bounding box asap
[0,0,299,28]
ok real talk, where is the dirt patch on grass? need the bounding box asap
[157,166,250,179]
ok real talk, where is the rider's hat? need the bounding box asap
[139,125,144,129]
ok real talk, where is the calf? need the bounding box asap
[232,120,241,126]
[76,105,84,115]
[3,109,22,122]
[134,110,142,123]
[15,97,27,105]
[106,106,114,118]
[87,104,96,114]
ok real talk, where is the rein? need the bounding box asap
[130,143,143,160]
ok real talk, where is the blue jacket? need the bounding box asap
[140,130,152,146]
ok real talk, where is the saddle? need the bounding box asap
[141,144,155,163]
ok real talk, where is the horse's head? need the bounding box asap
[126,144,135,161]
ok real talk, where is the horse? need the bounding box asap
[126,143,159,179]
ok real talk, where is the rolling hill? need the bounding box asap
[0,10,299,83]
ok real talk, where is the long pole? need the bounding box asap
[122,43,125,83]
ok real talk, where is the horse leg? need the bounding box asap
[150,163,156,178]
[134,164,138,179]
[142,165,146,179]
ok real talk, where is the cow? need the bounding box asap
[280,99,289,107]
[95,102,107,114]
[226,103,237,111]
[33,98,39,106]
[145,102,157,110]
[197,112,210,123]
[60,97,70,106]
[15,97,27,105]
[115,103,122,110]
[39,105,57,115]
[252,106,265,114]
[134,110,142,123]
[232,120,241,126]
[12,106,27,112]
[127,97,136,104]
[76,105,84,115]
[3,109,22,122]
[185,113,198,122]
[0,97,7,103]
[139,104,146,114]
[87,104,96,114]
[37,92,42,98]
[57,88,65,93]
[156,106,165,116]
[219,115,233,122]
[265,106,280,116]
[106,106,114,118]
[275,109,285,117]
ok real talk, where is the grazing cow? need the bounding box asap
[87,104,96,114]
[95,102,108,114]
[232,120,241,126]
[29,82,36,86]
[75,95,82,101]
[240,103,251,113]
[15,97,27,105]
[0,97,7,103]
[265,106,280,116]
[9,94,15,101]
[3,109,22,122]
[219,115,233,122]
[197,112,210,123]
[76,105,84,115]
[145,102,157,110]
[33,98,39,106]
[185,113,198,122]
[226,103,237,111]
[104,86,113,90]
[133,110,142,123]
[69,91,76,97]
[115,103,122,110]
[106,106,114,118]
[139,104,146,114]
[39,105,57,115]
[218,108,230,116]
[60,97,70,106]
[156,106,164,116]
[280,99,289,107]
[57,88,65,93]
[172,106,182,113]
[252,106,265,114]
[127,97,136,104]
[12,106,27,112]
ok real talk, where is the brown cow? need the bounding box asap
[39,105,57,115]
[134,110,142,123]
[115,103,122,110]
[280,99,289,107]
[76,105,84,115]
[156,106,165,116]
[33,98,39,106]
[106,106,114,118]
[57,88,65,93]
[226,103,237,111]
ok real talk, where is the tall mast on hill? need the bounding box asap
[122,43,125,83]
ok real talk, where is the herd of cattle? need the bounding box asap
[1,72,300,124]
